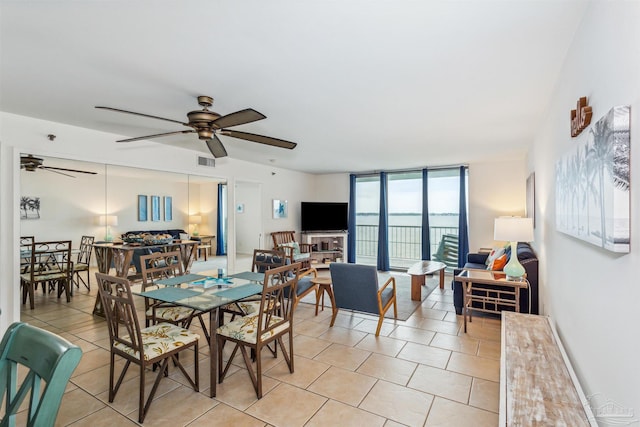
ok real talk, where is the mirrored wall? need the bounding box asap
[19,153,227,269]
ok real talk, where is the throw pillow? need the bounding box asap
[279,242,300,256]
[488,254,508,271]
[485,247,505,266]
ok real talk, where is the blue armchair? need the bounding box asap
[329,263,397,336]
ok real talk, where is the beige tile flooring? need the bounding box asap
[17,268,502,426]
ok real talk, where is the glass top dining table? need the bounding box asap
[131,269,265,398]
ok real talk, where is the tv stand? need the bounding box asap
[302,232,347,269]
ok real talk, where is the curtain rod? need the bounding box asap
[352,163,468,176]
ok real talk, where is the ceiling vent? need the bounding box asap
[197,156,215,168]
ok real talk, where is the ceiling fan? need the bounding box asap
[95,95,297,158]
[20,155,98,178]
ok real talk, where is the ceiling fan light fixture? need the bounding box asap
[197,129,214,140]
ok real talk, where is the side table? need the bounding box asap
[455,269,529,333]
[311,277,338,327]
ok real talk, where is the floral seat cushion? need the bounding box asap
[221,299,280,316]
[146,305,194,322]
[114,323,199,361]
[216,313,290,344]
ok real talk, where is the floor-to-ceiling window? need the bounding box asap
[354,175,379,265]
[353,167,468,270]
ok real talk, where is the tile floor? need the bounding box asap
[17,266,502,426]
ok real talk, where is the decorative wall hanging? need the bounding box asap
[151,196,160,222]
[164,196,172,221]
[556,105,630,253]
[570,96,593,137]
[20,196,40,220]
[273,199,288,219]
[236,204,245,214]
[138,195,148,221]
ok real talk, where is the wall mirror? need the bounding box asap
[19,153,227,313]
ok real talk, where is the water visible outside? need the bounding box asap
[355,213,459,269]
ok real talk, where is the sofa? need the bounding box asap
[451,242,539,315]
[121,229,194,273]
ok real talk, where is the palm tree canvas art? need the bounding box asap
[20,196,41,220]
[556,105,630,253]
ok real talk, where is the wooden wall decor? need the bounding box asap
[570,96,593,137]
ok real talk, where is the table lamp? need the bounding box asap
[189,215,202,237]
[493,216,533,280]
[99,215,118,242]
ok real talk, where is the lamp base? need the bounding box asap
[104,226,113,242]
[503,241,525,280]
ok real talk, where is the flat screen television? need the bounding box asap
[301,202,348,232]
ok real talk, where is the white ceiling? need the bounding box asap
[1,1,587,174]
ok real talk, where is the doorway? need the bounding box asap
[234,181,262,271]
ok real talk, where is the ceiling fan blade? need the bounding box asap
[206,135,228,158]
[220,130,297,150]
[212,109,266,129]
[96,106,187,125]
[117,130,195,143]
[39,167,76,178]
[41,166,97,175]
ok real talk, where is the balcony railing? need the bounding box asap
[355,225,458,269]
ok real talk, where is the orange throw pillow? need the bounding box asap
[489,254,507,271]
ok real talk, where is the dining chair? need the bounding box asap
[95,273,200,424]
[72,235,94,291]
[139,250,210,342]
[217,262,300,399]
[329,263,397,336]
[0,322,82,427]
[221,249,287,320]
[20,240,73,309]
[19,236,34,274]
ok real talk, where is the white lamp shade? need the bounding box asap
[189,215,202,224]
[494,217,533,242]
[98,215,118,226]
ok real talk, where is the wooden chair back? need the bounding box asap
[252,249,287,273]
[76,235,94,265]
[139,250,183,291]
[259,262,301,332]
[95,273,143,358]
[271,231,297,249]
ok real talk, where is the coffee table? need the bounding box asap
[311,276,338,327]
[407,260,447,301]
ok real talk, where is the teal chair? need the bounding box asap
[0,322,82,427]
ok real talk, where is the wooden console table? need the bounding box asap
[455,269,529,333]
[500,312,596,426]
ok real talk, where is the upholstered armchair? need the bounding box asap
[329,263,397,336]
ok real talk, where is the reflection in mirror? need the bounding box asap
[19,154,228,312]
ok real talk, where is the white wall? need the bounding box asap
[0,112,316,333]
[530,0,640,416]
[235,181,262,254]
[315,161,526,252]
[468,160,527,250]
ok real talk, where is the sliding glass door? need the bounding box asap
[354,175,379,265]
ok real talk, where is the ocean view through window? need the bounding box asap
[354,169,463,269]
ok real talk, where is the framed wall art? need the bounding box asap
[555,105,630,253]
[20,196,40,220]
[151,196,161,222]
[138,195,148,221]
[164,196,173,221]
[273,199,288,219]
